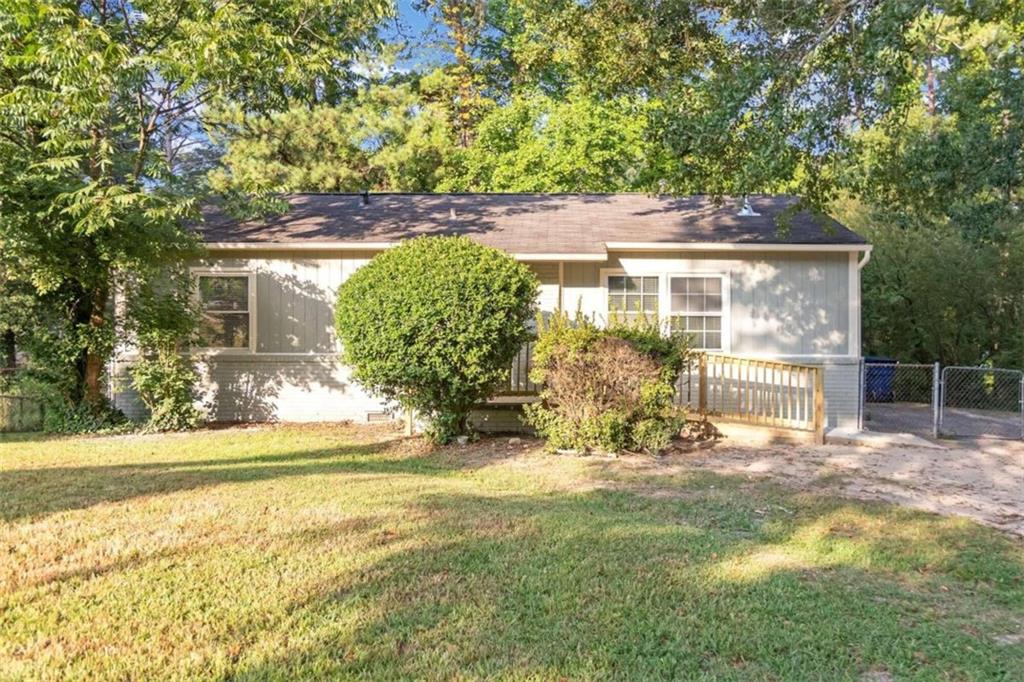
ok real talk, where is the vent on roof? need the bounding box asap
[449,207,457,219]
[737,196,761,217]
[360,190,369,205]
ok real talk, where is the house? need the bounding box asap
[111,193,871,429]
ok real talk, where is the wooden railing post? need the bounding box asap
[812,367,825,444]
[698,354,708,415]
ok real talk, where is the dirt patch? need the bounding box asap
[420,431,1023,535]
[667,438,1024,536]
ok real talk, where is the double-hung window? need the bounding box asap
[196,274,254,351]
[668,276,724,350]
[607,275,659,324]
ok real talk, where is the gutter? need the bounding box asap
[203,241,872,258]
[857,246,873,269]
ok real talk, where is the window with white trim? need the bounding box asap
[607,275,658,323]
[668,276,723,350]
[196,275,252,349]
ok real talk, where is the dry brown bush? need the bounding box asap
[543,336,662,422]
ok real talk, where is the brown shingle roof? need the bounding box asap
[198,193,866,254]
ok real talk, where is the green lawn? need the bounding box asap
[1,425,1022,680]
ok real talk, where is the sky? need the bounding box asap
[380,1,450,71]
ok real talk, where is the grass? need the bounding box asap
[1,424,1022,680]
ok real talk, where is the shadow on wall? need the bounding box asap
[202,266,353,422]
[731,255,848,356]
[115,268,363,423]
[255,264,340,354]
[199,355,352,423]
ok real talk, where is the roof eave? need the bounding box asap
[201,240,871,258]
[604,241,870,252]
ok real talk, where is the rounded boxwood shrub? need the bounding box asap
[335,235,539,443]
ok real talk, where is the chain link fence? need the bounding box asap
[0,368,45,433]
[861,362,939,437]
[861,360,1024,440]
[940,367,1024,440]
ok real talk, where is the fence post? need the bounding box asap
[857,358,865,432]
[1019,374,1023,441]
[812,367,825,445]
[937,366,946,438]
[698,354,708,415]
[932,362,941,440]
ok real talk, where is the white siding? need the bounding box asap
[112,248,862,427]
[557,251,853,357]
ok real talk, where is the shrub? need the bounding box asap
[125,271,205,432]
[335,236,539,443]
[3,373,129,433]
[524,312,690,454]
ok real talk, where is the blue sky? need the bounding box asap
[381,1,449,71]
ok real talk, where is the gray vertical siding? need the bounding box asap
[598,251,853,357]
[113,248,862,428]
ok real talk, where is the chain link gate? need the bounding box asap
[939,366,1024,440]
[861,361,940,438]
[861,361,1024,440]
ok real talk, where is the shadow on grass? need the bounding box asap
[4,428,1023,679]
[225,487,1024,680]
[0,437,526,522]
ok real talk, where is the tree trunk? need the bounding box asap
[81,281,111,411]
[925,53,937,117]
[2,330,15,370]
[439,0,483,148]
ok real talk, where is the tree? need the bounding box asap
[0,0,388,412]
[334,236,538,442]
[415,0,489,146]
[445,88,653,192]
[833,5,1024,367]
[210,80,458,193]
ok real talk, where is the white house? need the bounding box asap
[112,193,871,429]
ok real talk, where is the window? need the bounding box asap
[196,274,252,350]
[668,276,723,349]
[607,275,658,323]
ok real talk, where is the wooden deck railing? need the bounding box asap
[505,339,540,395]
[500,346,825,443]
[677,354,824,442]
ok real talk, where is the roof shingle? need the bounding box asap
[198,193,866,254]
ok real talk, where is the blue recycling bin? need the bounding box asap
[864,356,896,402]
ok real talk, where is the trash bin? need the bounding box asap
[864,356,896,402]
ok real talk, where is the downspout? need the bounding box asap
[857,247,872,270]
[558,261,565,312]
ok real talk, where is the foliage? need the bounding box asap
[124,271,205,432]
[838,200,1024,368]
[524,312,690,454]
[444,88,651,192]
[2,372,129,433]
[0,0,387,415]
[4,0,1022,391]
[334,236,538,443]
[210,79,460,194]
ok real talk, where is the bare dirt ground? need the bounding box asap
[665,436,1024,536]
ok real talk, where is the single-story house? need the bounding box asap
[111,193,871,429]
